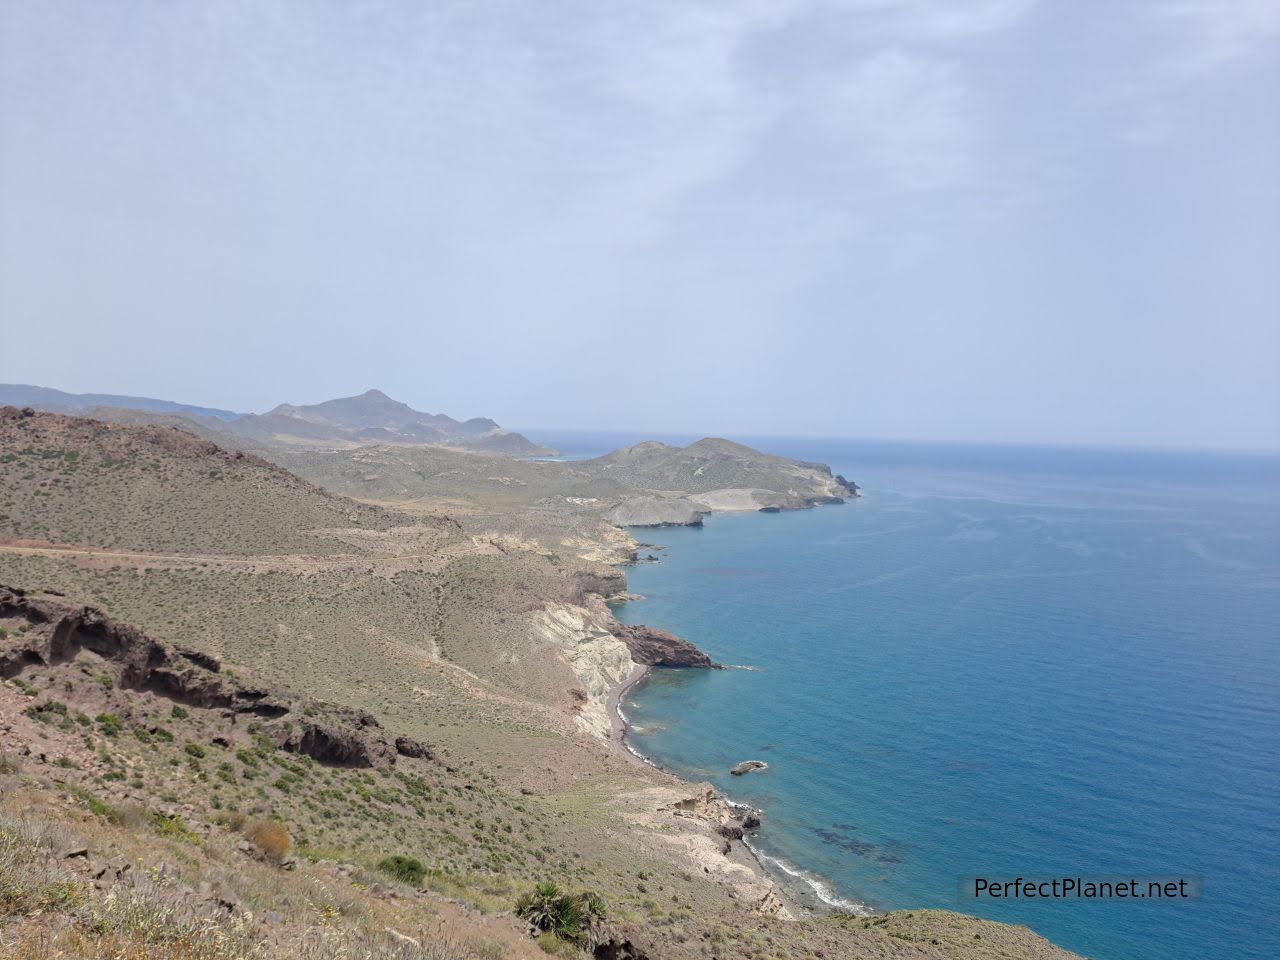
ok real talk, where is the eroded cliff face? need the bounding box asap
[534,604,635,738]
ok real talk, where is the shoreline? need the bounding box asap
[606,660,652,765]
[604,598,871,920]
[599,496,874,919]
[605,652,874,917]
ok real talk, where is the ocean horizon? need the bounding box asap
[590,436,1280,960]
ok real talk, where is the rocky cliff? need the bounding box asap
[609,623,721,669]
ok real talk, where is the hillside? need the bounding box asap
[584,438,858,511]
[0,406,404,554]
[0,408,1079,960]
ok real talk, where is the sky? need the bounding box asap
[1,1,1277,450]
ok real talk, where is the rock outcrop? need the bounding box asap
[605,496,709,528]
[610,624,720,669]
[0,585,426,769]
[729,760,768,776]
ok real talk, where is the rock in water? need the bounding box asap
[730,760,768,776]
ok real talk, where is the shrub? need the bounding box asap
[184,742,206,759]
[151,813,197,842]
[24,700,68,724]
[377,855,426,886]
[516,882,607,948]
[96,713,123,736]
[244,818,292,863]
[170,705,189,719]
[215,809,247,832]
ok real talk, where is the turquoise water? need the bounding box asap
[611,441,1280,960]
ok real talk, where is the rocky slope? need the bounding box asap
[0,584,427,768]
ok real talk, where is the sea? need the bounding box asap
[529,432,1280,960]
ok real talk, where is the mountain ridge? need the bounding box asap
[1,383,551,457]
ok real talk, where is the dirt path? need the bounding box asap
[0,539,472,570]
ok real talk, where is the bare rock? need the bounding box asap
[394,735,432,760]
[605,496,708,528]
[609,623,720,669]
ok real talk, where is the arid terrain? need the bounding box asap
[0,397,1078,960]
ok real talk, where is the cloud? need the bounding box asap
[1158,0,1280,73]
[829,49,974,190]
[829,0,1037,37]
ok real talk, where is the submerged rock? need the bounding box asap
[729,760,769,776]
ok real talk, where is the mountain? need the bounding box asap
[3,384,553,457]
[205,389,552,455]
[0,383,240,421]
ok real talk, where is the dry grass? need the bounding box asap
[243,819,292,863]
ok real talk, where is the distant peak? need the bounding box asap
[360,389,390,400]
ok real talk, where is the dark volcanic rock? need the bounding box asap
[395,735,433,760]
[263,718,395,768]
[0,584,430,769]
[609,623,720,669]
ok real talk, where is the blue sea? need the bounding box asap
[593,438,1280,960]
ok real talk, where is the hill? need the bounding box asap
[0,407,1080,960]
[0,383,239,421]
[3,384,553,457]
[0,406,403,554]
[223,389,553,456]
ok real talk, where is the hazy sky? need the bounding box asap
[1,1,1277,449]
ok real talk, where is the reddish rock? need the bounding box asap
[609,623,720,669]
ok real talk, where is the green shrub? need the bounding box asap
[376,854,426,886]
[96,713,123,736]
[184,742,206,759]
[516,882,607,948]
[171,705,189,719]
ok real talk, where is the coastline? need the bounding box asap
[606,660,651,763]
[605,651,877,918]
[601,499,879,921]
